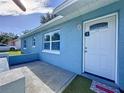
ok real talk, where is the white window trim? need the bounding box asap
[42,50,60,55]
[42,30,60,55]
[23,48,27,50]
[32,46,36,48]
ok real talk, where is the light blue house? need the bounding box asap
[21,0,124,91]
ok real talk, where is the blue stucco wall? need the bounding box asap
[118,0,124,90]
[41,21,83,74]
[9,53,40,66]
[21,0,124,90]
[21,32,43,54]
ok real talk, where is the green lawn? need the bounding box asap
[63,75,95,93]
[8,51,22,56]
[0,51,22,56]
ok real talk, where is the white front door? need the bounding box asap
[84,15,116,80]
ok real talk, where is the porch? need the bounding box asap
[10,61,76,93]
[0,53,121,93]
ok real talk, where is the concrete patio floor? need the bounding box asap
[11,61,76,93]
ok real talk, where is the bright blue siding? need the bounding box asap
[21,1,124,90]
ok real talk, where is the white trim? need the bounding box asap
[83,13,118,24]
[42,50,60,55]
[23,48,27,50]
[54,0,119,15]
[82,24,85,73]
[42,30,60,55]
[82,12,118,84]
[54,0,78,14]
[44,30,60,36]
[115,13,118,84]
[32,46,36,48]
[41,16,63,28]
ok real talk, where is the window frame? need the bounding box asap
[90,22,108,31]
[23,40,27,49]
[42,30,60,55]
[32,36,36,48]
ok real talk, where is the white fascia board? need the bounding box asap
[54,0,119,16]
[53,0,78,14]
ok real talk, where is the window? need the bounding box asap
[43,30,60,54]
[32,36,36,47]
[44,35,50,50]
[90,22,108,30]
[23,40,27,49]
[51,33,60,50]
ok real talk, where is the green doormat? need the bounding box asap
[63,75,95,93]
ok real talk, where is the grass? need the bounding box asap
[8,51,22,56]
[0,51,22,56]
[63,75,95,93]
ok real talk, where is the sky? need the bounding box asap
[0,0,65,35]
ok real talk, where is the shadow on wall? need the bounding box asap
[9,53,40,66]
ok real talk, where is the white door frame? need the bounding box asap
[82,12,118,84]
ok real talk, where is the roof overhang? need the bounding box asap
[20,16,64,38]
[21,0,119,38]
[53,0,119,16]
